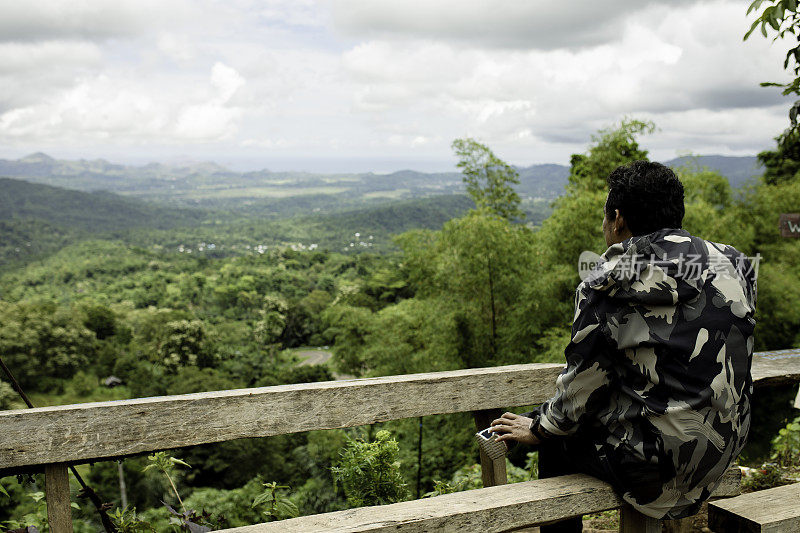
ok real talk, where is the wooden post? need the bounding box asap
[619,505,660,533]
[663,516,693,533]
[472,409,507,487]
[45,463,73,533]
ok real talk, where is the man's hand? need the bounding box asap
[490,412,541,446]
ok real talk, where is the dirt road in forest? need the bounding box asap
[296,349,332,366]
[296,349,355,380]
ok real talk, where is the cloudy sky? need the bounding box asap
[0,0,793,172]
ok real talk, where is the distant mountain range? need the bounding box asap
[0,153,764,210]
[0,152,766,268]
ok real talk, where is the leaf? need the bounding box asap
[745,18,762,40]
[184,521,211,533]
[275,500,299,518]
[251,492,272,508]
[169,457,191,469]
[162,502,181,517]
[0,484,8,498]
[747,0,766,15]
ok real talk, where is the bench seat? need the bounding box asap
[709,481,800,532]
[221,468,741,533]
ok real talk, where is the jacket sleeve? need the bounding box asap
[537,286,615,438]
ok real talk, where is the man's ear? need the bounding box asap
[614,209,625,233]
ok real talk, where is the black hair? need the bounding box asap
[605,160,685,236]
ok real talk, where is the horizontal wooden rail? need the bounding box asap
[0,363,562,473]
[219,468,742,532]
[0,349,797,474]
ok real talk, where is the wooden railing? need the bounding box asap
[1,349,799,532]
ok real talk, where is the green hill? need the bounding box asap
[0,175,483,267]
[0,177,214,267]
[0,177,210,234]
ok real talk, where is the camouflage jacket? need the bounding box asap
[538,228,757,519]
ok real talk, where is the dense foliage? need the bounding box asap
[0,115,798,530]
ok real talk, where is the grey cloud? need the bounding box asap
[660,87,788,113]
[0,5,146,42]
[0,1,201,43]
[332,0,703,50]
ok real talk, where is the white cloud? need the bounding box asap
[257,0,330,28]
[0,40,101,74]
[332,0,790,161]
[157,33,196,63]
[0,40,104,113]
[0,0,793,167]
[0,63,246,143]
[211,62,246,103]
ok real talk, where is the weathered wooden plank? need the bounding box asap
[709,481,800,533]
[222,474,625,533]
[45,464,73,533]
[0,363,563,472]
[619,505,660,533]
[751,348,800,386]
[220,467,741,533]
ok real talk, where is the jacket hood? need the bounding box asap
[584,228,710,306]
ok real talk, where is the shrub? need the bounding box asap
[772,415,800,468]
[331,430,408,507]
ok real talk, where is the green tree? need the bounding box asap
[359,298,462,375]
[745,1,800,95]
[567,119,654,192]
[676,165,755,249]
[0,301,95,390]
[451,138,524,220]
[745,1,800,141]
[494,119,659,363]
[390,211,535,368]
[758,129,800,185]
[157,319,215,371]
[432,212,532,363]
[322,305,375,376]
[82,303,118,340]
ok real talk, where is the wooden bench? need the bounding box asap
[709,482,800,532]
[0,348,797,533]
[219,468,743,533]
